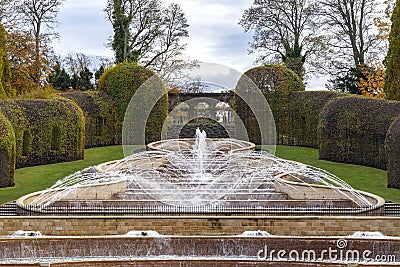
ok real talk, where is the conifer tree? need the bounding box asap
[384,0,400,100]
[0,24,13,99]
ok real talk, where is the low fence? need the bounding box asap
[14,203,388,217]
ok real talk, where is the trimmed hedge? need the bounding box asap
[234,65,304,145]
[62,91,118,148]
[173,118,230,139]
[0,99,85,168]
[287,91,345,148]
[319,96,400,169]
[0,111,15,187]
[98,63,168,144]
[386,115,400,189]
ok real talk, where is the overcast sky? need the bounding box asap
[52,0,326,90]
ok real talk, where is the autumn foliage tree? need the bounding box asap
[0,0,63,95]
[356,64,386,99]
[6,30,48,94]
[15,0,63,84]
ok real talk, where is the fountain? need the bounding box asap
[2,63,397,265]
[16,128,384,215]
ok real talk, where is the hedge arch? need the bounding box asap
[98,62,168,144]
[386,115,400,189]
[287,91,345,148]
[62,91,118,148]
[319,96,400,169]
[0,99,85,168]
[0,111,15,187]
[235,65,304,145]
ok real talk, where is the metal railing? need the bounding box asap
[11,203,394,217]
[2,201,400,217]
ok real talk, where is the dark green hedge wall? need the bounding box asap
[98,62,168,144]
[234,65,305,145]
[0,99,85,168]
[62,91,118,148]
[0,111,15,187]
[319,96,400,169]
[287,91,345,148]
[386,115,400,189]
[174,119,230,139]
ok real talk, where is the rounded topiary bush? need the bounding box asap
[319,96,400,169]
[243,65,305,94]
[234,64,304,144]
[386,115,400,189]
[0,111,15,187]
[98,62,168,144]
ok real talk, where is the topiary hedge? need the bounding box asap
[0,111,15,187]
[386,115,400,189]
[0,99,85,168]
[234,65,305,145]
[62,91,118,148]
[287,91,345,148]
[319,96,400,169]
[98,62,168,144]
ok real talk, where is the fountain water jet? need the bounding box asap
[194,128,208,181]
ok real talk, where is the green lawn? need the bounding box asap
[275,146,400,203]
[0,145,399,204]
[0,146,124,205]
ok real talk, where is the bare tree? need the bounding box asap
[320,0,384,74]
[64,53,92,76]
[15,0,63,83]
[105,0,195,84]
[239,0,324,79]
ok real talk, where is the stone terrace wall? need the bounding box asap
[0,216,399,236]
